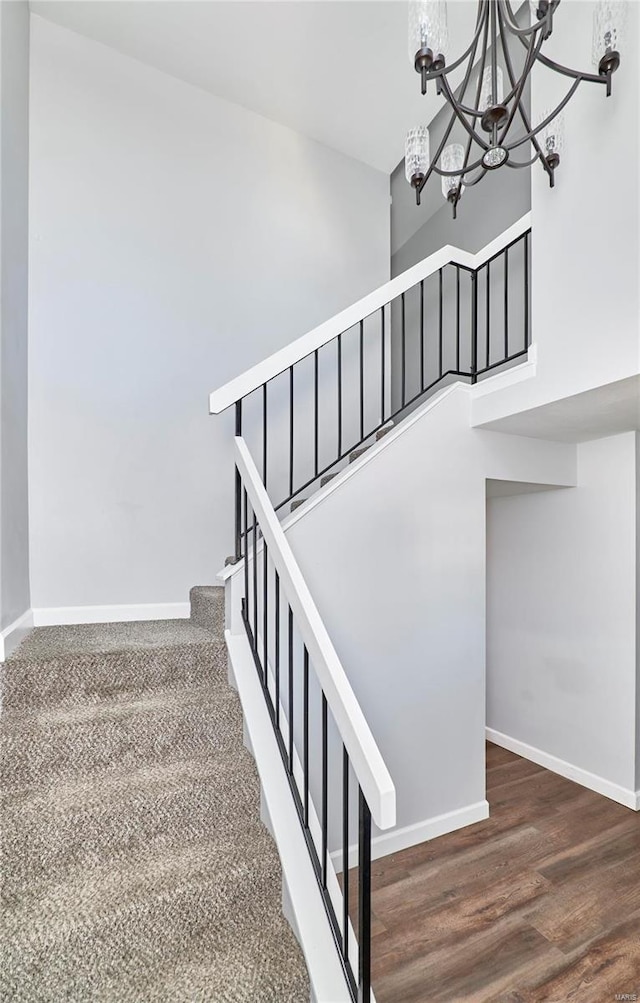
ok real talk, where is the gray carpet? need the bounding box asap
[1,587,309,1002]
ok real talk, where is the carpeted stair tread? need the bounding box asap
[376,423,394,440]
[3,847,307,1003]
[5,820,278,927]
[189,586,225,635]
[2,634,228,714]
[1,586,309,1000]
[320,473,337,487]
[3,752,265,908]
[1,684,244,791]
[7,619,215,661]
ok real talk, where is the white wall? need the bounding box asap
[487,432,638,799]
[0,0,31,632]
[28,16,390,611]
[286,387,576,840]
[637,432,640,792]
[472,0,639,429]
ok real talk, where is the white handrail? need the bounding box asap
[210,212,531,414]
[235,435,396,831]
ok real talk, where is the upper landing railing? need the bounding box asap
[210,209,531,561]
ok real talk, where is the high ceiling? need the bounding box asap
[30,0,478,174]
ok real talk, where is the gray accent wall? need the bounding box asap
[0,0,31,631]
[392,157,531,275]
[389,9,532,414]
[389,88,531,413]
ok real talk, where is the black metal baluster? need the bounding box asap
[263,541,268,689]
[524,231,530,348]
[252,513,258,652]
[338,333,343,457]
[455,267,460,372]
[262,384,268,489]
[486,261,491,369]
[243,488,249,618]
[342,745,350,963]
[314,348,319,477]
[358,789,372,1003]
[234,402,242,561]
[380,307,386,424]
[401,292,406,407]
[289,367,294,499]
[321,693,328,888]
[471,271,478,383]
[303,647,309,826]
[504,247,509,359]
[438,268,444,378]
[420,279,425,390]
[288,606,294,774]
[359,319,364,442]
[274,571,280,728]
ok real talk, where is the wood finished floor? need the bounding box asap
[363,742,640,1003]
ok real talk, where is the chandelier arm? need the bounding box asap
[530,49,607,87]
[496,1,547,112]
[497,3,549,172]
[505,152,543,168]
[439,74,490,153]
[503,77,581,151]
[498,7,546,146]
[490,0,499,138]
[446,5,492,121]
[457,166,488,187]
[430,152,488,177]
[425,3,490,82]
[511,21,607,86]
[457,9,493,194]
[417,10,489,198]
[500,0,559,39]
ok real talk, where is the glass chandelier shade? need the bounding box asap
[539,109,564,165]
[591,1,627,72]
[440,143,465,199]
[405,126,431,187]
[408,0,449,64]
[480,66,504,112]
[404,0,624,216]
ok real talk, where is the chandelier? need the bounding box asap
[405,0,626,217]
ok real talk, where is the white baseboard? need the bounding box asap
[486,727,639,812]
[333,799,489,873]
[0,609,34,662]
[32,602,190,627]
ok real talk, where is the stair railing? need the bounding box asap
[210,213,531,560]
[234,435,395,1002]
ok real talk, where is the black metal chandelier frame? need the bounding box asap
[411,0,619,211]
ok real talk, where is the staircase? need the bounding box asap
[0,587,309,1001]
[290,423,395,512]
[205,214,534,1002]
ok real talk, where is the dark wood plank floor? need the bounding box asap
[366,742,640,1003]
